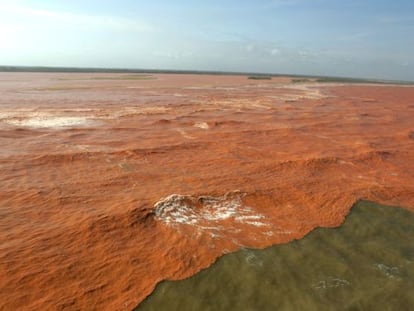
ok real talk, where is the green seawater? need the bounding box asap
[136,201,414,311]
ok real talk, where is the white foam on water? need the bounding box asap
[176,129,195,139]
[374,263,400,278]
[312,277,350,290]
[0,111,93,128]
[0,106,169,129]
[243,221,269,227]
[235,215,266,226]
[153,192,269,230]
[194,122,209,129]
[4,116,91,128]
[244,251,263,267]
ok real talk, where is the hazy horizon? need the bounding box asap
[1,0,413,81]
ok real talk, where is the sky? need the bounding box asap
[1,0,413,81]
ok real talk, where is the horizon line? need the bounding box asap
[1,65,413,84]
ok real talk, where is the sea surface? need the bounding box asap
[137,201,414,310]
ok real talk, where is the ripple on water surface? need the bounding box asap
[137,201,414,311]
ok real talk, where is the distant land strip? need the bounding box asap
[0,65,413,85]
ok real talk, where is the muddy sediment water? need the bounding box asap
[138,201,414,311]
[1,73,414,310]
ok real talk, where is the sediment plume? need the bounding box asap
[0,73,413,310]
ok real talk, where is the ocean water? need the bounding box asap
[136,201,414,311]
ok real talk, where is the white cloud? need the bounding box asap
[0,2,153,33]
[0,22,24,39]
[0,1,155,66]
[270,48,280,55]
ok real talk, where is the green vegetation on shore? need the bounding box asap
[292,78,313,83]
[247,76,272,80]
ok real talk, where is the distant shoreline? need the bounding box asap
[1,65,413,85]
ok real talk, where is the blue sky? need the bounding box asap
[1,0,413,80]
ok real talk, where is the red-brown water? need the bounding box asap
[0,73,413,310]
